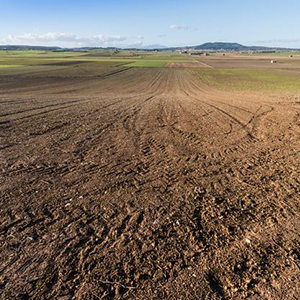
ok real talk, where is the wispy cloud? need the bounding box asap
[170,24,189,30]
[158,34,166,38]
[257,38,300,44]
[0,32,128,47]
[256,38,300,44]
[169,25,197,31]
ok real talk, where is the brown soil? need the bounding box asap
[194,54,300,70]
[1,67,300,300]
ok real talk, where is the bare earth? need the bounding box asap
[1,67,300,299]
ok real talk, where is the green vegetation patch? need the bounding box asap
[125,60,167,67]
[124,56,193,67]
[0,65,68,75]
[191,68,300,93]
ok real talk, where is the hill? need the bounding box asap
[0,42,299,52]
[0,45,61,51]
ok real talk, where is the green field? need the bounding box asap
[125,60,167,67]
[0,50,193,71]
[2,50,300,94]
[239,51,300,57]
[191,68,300,93]
[0,50,197,75]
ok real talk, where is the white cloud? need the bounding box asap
[0,32,128,47]
[169,25,197,32]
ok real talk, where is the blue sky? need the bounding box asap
[1,0,300,48]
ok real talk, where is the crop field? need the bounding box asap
[0,50,193,70]
[190,68,300,93]
[1,50,300,299]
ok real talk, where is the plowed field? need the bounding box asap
[1,59,300,299]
